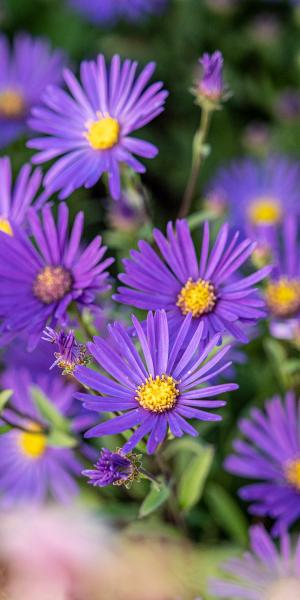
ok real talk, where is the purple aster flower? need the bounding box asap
[83,448,139,487]
[75,310,238,454]
[206,156,300,241]
[0,156,44,236]
[42,327,90,374]
[0,366,82,506]
[115,219,270,344]
[28,54,168,201]
[211,524,300,599]
[0,33,65,148]
[68,0,167,25]
[0,202,113,348]
[195,51,224,104]
[225,391,300,535]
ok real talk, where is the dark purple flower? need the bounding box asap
[225,391,300,535]
[211,524,300,599]
[115,219,271,344]
[197,51,224,102]
[28,55,168,201]
[83,448,137,487]
[68,0,167,24]
[43,327,90,374]
[0,33,65,148]
[75,310,238,454]
[0,202,113,348]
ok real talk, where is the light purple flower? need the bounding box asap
[28,54,168,200]
[75,310,238,454]
[211,524,300,599]
[0,202,113,348]
[197,51,224,102]
[225,391,300,535]
[0,33,65,148]
[68,0,167,24]
[115,219,271,343]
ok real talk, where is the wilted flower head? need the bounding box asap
[225,391,300,535]
[68,0,167,25]
[43,327,90,374]
[28,54,168,201]
[75,310,237,454]
[0,202,113,348]
[83,448,141,488]
[195,51,224,106]
[0,33,64,148]
[210,524,300,599]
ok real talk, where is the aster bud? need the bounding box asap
[42,327,90,375]
[83,448,142,489]
[194,50,227,109]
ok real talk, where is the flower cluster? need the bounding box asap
[68,0,167,24]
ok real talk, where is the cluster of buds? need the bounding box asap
[42,327,90,375]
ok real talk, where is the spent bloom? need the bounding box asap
[83,448,140,488]
[75,310,238,454]
[225,391,300,535]
[210,524,300,600]
[0,366,82,506]
[68,0,167,25]
[0,33,64,148]
[206,156,300,241]
[28,54,168,200]
[43,327,90,374]
[194,51,224,106]
[0,202,113,348]
[0,156,43,236]
[115,219,270,344]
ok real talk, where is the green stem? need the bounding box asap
[179,107,212,218]
[73,306,94,342]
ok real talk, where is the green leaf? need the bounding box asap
[187,210,217,230]
[47,429,77,449]
[178,446,214,512]
[163,437,204,459]
[0,389,13,413]
[205,483,248,546]
[0,424,12,435]
[30,386,69,431]
[139,482,170,518]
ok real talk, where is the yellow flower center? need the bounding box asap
[0,217,13,236]
[136,374,179,413]
[85,115,120,150]
[33,266,72,305]
[266,277,300,318]
[177,278,216,317]
[266,578,300,600]
[285,458,300,490]
[0,89,25,118]
[248,197,282,226]
[19,424,46,459]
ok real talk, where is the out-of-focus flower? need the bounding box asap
[241,121,271,155]
[68,0,167,25]
[107,190,148,233]
[75,310,238,454]
[0,366,83,506]
[206,0,237,15]
[275,88,300,122]
[83,448,141,487]
[210,524,300,599]
[0,33,64,148]
[248,13,281,46]
[194,51,225,107]
[0,157,44,236]
[0,202,113,348]
[206,156,300,241]
[115,219,270,343]
[28,55,168,201]
[43,327,90,374]
[225,391,300,535]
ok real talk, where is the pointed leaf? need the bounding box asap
[0,389,12,413]
[178,446,214,511]
[139,482,170,518]
[205,483,248,546]
[30,386,69,431]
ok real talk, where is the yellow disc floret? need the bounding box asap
[285,458,300,490]
[0,217,13,236]
[266,277,300,318]
[0,89,25,118]
[248,197,282,226]
[177,278,216,318]
[136,374,179,413]
[33,266,72,305]
[86,115,120,150]
[19,424,46,459]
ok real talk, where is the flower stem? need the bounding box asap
[179,106,212,218]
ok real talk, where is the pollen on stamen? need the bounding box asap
[177,277,217,318]
[19,424,47,459]
[85,114,120,150]
[0,217,13,236]
[136,374,179,413]
[285,458,300,490]
[33,266,72,305]
[0,89,25,118]
[266,277,300,318]
[248,197,282,226]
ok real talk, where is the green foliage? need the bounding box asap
[139,480,170,518]
[178,446,214,512]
